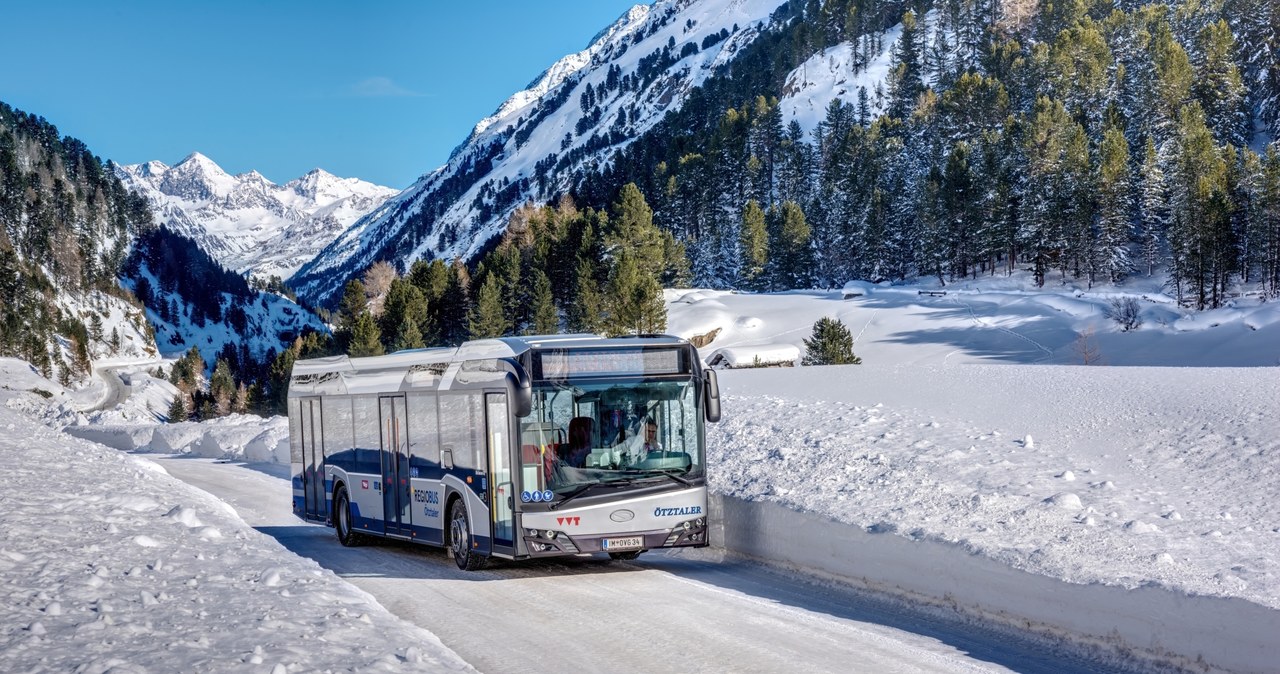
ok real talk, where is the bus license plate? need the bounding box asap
[603,537,643,551]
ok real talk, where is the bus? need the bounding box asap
[288,334,721,570]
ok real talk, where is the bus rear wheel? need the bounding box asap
[449,498,487,571]
[334,485,366,547]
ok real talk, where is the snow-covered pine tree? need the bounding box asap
[1096,127,1134,283]
[1138,136,1169,277]
[886,10,924,121]
[1193,19,1248,147]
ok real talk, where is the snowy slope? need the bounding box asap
[121,262,324,364]
[0,377,471,672]
[117,153,398,281]
[777,17,904,137]
[292,0,790,304]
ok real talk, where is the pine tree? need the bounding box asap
[1168,103,1233,308]
[339,279,367,333]
[886,10,924,121]
[739,199,769,289]
[941,142,979,279]
[566,256,604,334]
[1047,18,1113,131]
[1138,136,1168,277]
[605,252,666,336]
[774,201,813,289]
[1193,19,1248,147]
[438,259,472,345]
[1151,21,1194,135]
[801,317,862,365]
[167,394,188,423]
[379,278,428,350]
[1258,145,1280,295]
[267,345,297,415]
[607,183,665,277]
[348,310,385,357]
[468,274,509,339]
[1096,127,1134,283]
[389,313,423,351]
[527,269,559,335]
[210,358,236,417]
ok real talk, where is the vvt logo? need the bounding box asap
[556,517,581,526]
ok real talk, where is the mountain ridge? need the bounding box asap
[117,153,399,282]
[291,0,789,305]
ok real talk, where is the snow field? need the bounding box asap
[0,406,471,673]
[707,363,1280,672]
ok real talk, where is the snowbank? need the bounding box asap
[706,344,799,368]
[65,414,291,464]
[0,405,472,673]
[707,363,1280,673]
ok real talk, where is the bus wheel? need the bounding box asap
[335,485,365,547]
[609,551,642,562]
[449,498,487,571]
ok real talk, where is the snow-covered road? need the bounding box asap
[155,457,1131,673]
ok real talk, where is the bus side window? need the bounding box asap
[466,393,484,469]
[323,396,352,463]
[353,395,379,472]
[439,394,470,470]
[288,399,302,465]
[407,393,439,465]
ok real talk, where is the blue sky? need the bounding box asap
[0,1,641,189]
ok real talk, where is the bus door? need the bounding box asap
[301,397,325,520]
[379,395,411,537]
[486,392,516,556]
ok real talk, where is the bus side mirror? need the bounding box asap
[506,371,532,418]
[703,369,721,423]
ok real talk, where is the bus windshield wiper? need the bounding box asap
[550,482,597,510]
[653,470,692,486]
[617,468,692,487]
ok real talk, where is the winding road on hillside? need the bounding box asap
[154,457,1138,674]
[86,366,130,413]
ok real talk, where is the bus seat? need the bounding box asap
[521,421,564,447]
[521,444,541,463]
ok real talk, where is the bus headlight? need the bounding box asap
[664,517,708,547]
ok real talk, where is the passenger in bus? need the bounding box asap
[561,416,594,468]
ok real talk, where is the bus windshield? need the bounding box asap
[518,377,704,498]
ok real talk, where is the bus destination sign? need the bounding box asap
[537,348,684,379]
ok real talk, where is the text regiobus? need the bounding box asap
[288,334,721,570]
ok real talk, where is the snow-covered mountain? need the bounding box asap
[291,0,791,304]
[116,153,399,282]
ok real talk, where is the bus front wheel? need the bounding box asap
[335,485,366,547]
[449,498,488,571]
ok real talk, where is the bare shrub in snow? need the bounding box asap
[1107,297,1143,331]
[1073,327,1103,365]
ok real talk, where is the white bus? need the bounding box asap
[288,334,721,570]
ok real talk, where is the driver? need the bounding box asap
[625,418,661,466]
